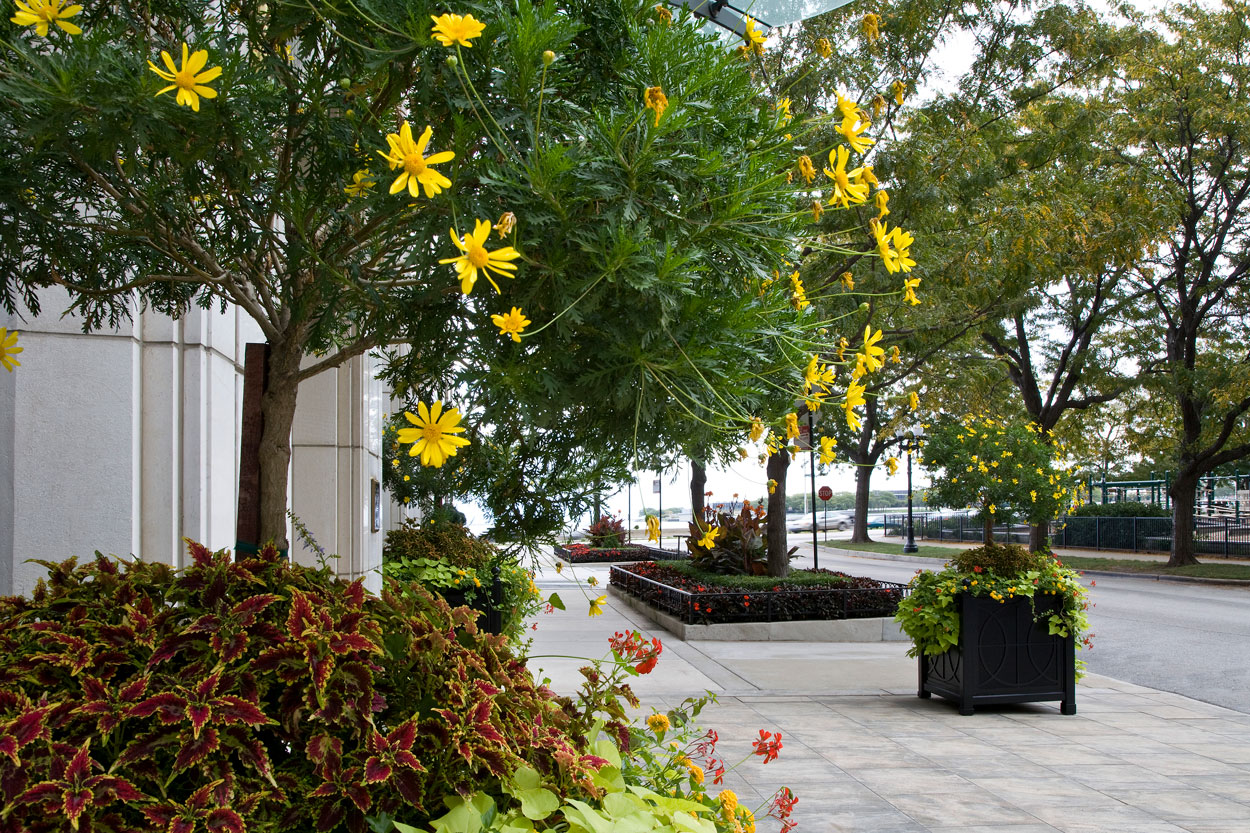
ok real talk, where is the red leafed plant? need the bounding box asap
[0,542,595,833]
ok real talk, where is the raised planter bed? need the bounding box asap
[555,542,682,563]
[919,593,1076,715]
[609,561,908,626]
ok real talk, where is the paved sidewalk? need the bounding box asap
[526,553,1250,833]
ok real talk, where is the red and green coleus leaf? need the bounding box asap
[15,742,146,828]
[77,676,149,737]
[142,778,243,833]
[36,633,93,676]
[174,727,220,773]
[309,765,371,812]
[0,704,52,765]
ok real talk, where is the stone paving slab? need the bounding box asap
[525,549,1250,831]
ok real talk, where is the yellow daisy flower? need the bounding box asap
[11,0,81,36]
[148,43,222,112]
[819,436,836,465]
[589,595,607,616]
[440,218,522,294]
[344,169,375,198]
[396,400,471,468]
[430,12,485,47]
[824,145,869,208]
[490,306,531,342]
[377,122,455,199]
[0,327,22,371]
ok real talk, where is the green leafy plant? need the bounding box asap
[0,542,590,833]
[392,631,800,833]
[383,520,542,644]
[586,516,627,549]
[685,502,775,576]
[895,543,1093,664]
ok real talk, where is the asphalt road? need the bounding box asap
[803,543,1250,714]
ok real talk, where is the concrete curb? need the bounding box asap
[608,586,907,642]
[821,545,1250,586]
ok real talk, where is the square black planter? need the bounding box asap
[918,593,1076,715]
[439,565,504,635]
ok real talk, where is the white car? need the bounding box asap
[788,510,852,532]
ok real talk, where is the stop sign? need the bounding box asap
[818,486,833,501]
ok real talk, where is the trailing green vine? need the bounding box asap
[895,544,1093,673]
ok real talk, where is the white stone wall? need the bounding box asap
[0,287,384,597]
[290,352,386,594]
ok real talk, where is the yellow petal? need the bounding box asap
[194,65,223,84]
[187,48,209,75]
[416,124,433,155]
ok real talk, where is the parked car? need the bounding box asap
[788,510,852,532]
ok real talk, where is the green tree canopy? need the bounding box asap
[0,0,854,549]
[921,414,1081,543]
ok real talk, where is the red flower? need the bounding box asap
[972,565,983,573]
[752,729,783,763]
[694,729,718,758]
[768,786,798,821]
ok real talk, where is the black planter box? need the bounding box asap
[439,566,504,635]
[919,593,1076,715]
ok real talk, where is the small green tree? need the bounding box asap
[921,414,1080,546]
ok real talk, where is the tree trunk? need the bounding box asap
[1029,522,1049,553]
[983,513,994,544]
[765,450,789,578]
[257,339,303,552]
[851,461,874,543]
[690,459,707,524]
[1168,472,1201,567]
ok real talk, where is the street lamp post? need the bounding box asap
[898,427,921,554]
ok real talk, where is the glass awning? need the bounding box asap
[667,0,860,37]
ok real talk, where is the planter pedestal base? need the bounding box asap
[918,594,1076,716]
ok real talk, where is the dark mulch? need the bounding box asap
[555,543,684,564]
[610,561,908,625]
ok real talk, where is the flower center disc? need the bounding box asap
[422,423,442,443]
[466,243,490,269]
[403,153,427,176]
[175,70,197,90]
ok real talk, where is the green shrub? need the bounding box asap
[1068,500,1169,517]
[896,549,1093,662]
[0,543,590,833]
[950,542,1043,576]
[383,520,542,644]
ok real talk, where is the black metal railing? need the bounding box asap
[884,513,1250,557]
[609,564,909,625]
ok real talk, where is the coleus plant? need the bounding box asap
[0,542,603,833]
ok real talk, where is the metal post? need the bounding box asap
[808,410,819,569]
[627,481,632,543]
[904,439,918,554]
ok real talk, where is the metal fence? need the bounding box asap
[884,513,1250,557]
